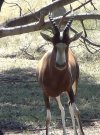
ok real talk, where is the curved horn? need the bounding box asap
[49,14,60,35]
[63,16,74,36]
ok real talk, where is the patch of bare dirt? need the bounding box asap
[3,120,100,135]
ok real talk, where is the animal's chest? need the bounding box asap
[43,69,71,97]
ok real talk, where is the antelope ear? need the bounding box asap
[40,32,53,42]
[70,32,83,42]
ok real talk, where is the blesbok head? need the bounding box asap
[40,15,82,69]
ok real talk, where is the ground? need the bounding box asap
[0,57,100,135]
[0,0,100,134]
[4,121,100,135]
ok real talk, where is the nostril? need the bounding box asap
[56,63,66,68]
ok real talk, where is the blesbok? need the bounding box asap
[37,14,85,135]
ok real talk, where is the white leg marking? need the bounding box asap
[46,109,51,135]
[47,109,51,122]
[72,104,85,135]
[56,96,67,135]
[69,103,78,135]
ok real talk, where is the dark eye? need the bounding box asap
[52,36,60,44]
[62,37,70,44]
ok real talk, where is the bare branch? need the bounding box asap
[2,0,77,27]
[1,13,100,29]
[81,39,100,54]
[56,13,100,24]
[10,3,22,16]
[1,0,98,29]
[80,19,93,53]
[27,9,39,21]
[20,48,35,60]
[39,11,45,26]
[80,20,87,38]
[23,0,32,10]
[0,0,99,54]
[71,25,100,53]
[78,0,91,12]
[82,40,94,54]
[90,1,97,10]
[58,0,92,27]
[70,27,100,48]
[0,14,100,39]
[0,21,40,38]
[4,1,22,16]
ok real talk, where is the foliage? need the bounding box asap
[0,0,100,134]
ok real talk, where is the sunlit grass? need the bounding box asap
[0,58,38,72]
[0,0,100,134]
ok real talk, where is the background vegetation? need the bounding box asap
[0,0,100,134]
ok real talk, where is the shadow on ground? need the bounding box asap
[0,67,100,133]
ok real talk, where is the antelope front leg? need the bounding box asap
[69,102,85,135]
[43,94,51,135]
[68,89,85,135]
[46,109,51,135]
[73,104,85,135]
[56,96,67,135]
[67,89,78,135]
[69,102,78,135]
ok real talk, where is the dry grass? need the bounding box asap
[0,0,100,135]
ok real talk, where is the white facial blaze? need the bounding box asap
[56,43,66,65]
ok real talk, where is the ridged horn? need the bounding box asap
[63,16,74,36]
[49,14,60,35]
